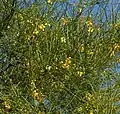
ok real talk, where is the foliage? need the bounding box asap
[0,0,120,114]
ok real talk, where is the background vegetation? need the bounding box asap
[0,0,120,114]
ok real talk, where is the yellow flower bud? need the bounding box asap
[90,110,93,114]
[48,0,52,4]
[61,18,68,25]
[77,71,84,76]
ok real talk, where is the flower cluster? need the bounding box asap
[32,23,50,36]
[86,20,93,26]
[110,43,120,57]
[39,24,45,31]
[86,20,94,33]
[86,92,93,101]
[62,57,71,69]
[32,90,45,102]
[39,23,50,31]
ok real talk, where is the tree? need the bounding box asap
[0,0,120,113]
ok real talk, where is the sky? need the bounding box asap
[20,0,120,21]
[69,0,120,22]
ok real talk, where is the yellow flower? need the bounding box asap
[113,23,120,30]
[86,20,93,27]
[32,90,44,102]
[4,102,11,112]
[87,50,94,55]
[31,80,36,89]
[7,26,10,29]
[79,46,84,52]
[62,57,71,69]
[33,29,39,34]
[98,27,100,32]
[27,35,31,40]
[61,18,68,25]
[86,20,94,33]
[45,22,50,26]
[46,65,52,70]
[33,92,39,98]
[86,92,93,101]
[112,106,117,111]
[32,23,34,26]
[77,71,84,76]
[60,37,66,43]
[113,43,120,50]
[78,8,82,13]
[39,24,45,31]
[65,57,71,64]
[90,110,93,114]
[110,50,115,57]
[88,27,94,33]
[45,23,48,26]
[48,0,52,4]
[110,43,120,57]
[116,57,120,63]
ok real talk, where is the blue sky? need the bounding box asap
[68,0,120,22]
[21,0,120,21]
